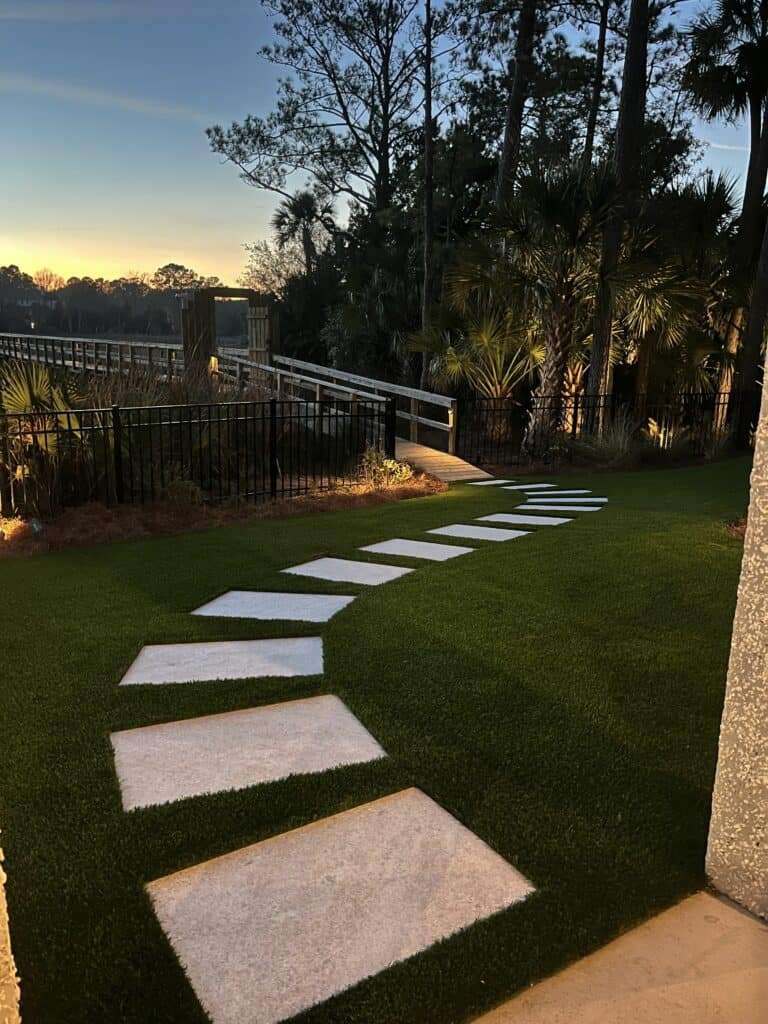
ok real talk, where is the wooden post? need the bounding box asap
[447,400,457,454]
[410,397,419,442]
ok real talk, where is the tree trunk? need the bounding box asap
[495,0,538,209]
[526,304,572,451]
[301,225,316,275]
[420,0,434,390]
[738,214,768,443]
[734,99,768,276]
[587,0,650,407]
[715,100,768,420]
[634,333,652,416]
[582,0,610,174]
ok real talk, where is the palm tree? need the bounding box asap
[684,0,768,392]
[624,174,736,415]
[447,166,617,444]
[271,191,334,274]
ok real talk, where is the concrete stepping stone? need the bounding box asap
[467,479,515,486]
[147,788,534,1024]
[192,591,355,622]
[119,637,323,686]
[518,504,603,512]
[523,489,592,496]
[533,497,607,503]
[360,538,474,561]
[502,483,558,490]
[283,557,413,586]
[478,513,572,527]
[429,524,529,542]
[111,695,385,811]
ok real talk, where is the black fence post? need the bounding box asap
[112,404,125,504]
[384,397,396,458]
[269,398,278,498]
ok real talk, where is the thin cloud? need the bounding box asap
[0,2,127,20]
[0,73,212,123]
[702,139,748,153]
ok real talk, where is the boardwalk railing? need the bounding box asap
[0,396,395,516]
[271,355,459,452]
[0,332,185,377]
[0,333,391,407]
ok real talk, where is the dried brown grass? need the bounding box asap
[0,473,446,558]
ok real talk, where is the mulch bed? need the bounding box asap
[0,474,446,558]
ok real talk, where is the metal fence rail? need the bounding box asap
[456,389,760,466]
[0,397,395,516]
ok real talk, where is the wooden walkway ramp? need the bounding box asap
[395,439,491,483]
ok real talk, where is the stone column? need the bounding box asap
[706,375,768,919]
[0,844,20,1024]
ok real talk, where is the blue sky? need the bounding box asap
[0,0,750,284]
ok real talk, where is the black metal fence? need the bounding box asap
[0,397,396,516]
[456,389,761,466]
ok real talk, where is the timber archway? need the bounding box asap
[180,287,277,371]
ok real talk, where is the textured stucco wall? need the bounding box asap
[0,844,21,1024]
[706,381,768,919]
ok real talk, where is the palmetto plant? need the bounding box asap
[415,302,542,400]
[0,361,84,517]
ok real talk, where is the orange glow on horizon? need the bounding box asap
[0,234,243,286]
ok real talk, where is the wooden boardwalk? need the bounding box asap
[395,439,491,483]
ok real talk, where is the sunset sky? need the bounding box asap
[1,0,751,285]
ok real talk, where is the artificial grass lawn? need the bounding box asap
[0,458,751,1023]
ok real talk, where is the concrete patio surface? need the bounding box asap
[474,891,767,1024]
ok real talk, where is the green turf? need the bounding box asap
[0,458,751,1023]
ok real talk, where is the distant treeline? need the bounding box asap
[0,263,248,340]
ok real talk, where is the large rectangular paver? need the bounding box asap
[360,538,474,561]
[119,638,323,686]
[533,497,607,503]
[517,504,603,512]
[147,788,534,1024]
[429,524,529,542]
[522,489,592,496]
[192,591,355,622]
[111,696,385,810]
[467,479,515,486]
[283,558,413,586]
[478,513,572,526]
[502,483,557,490]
